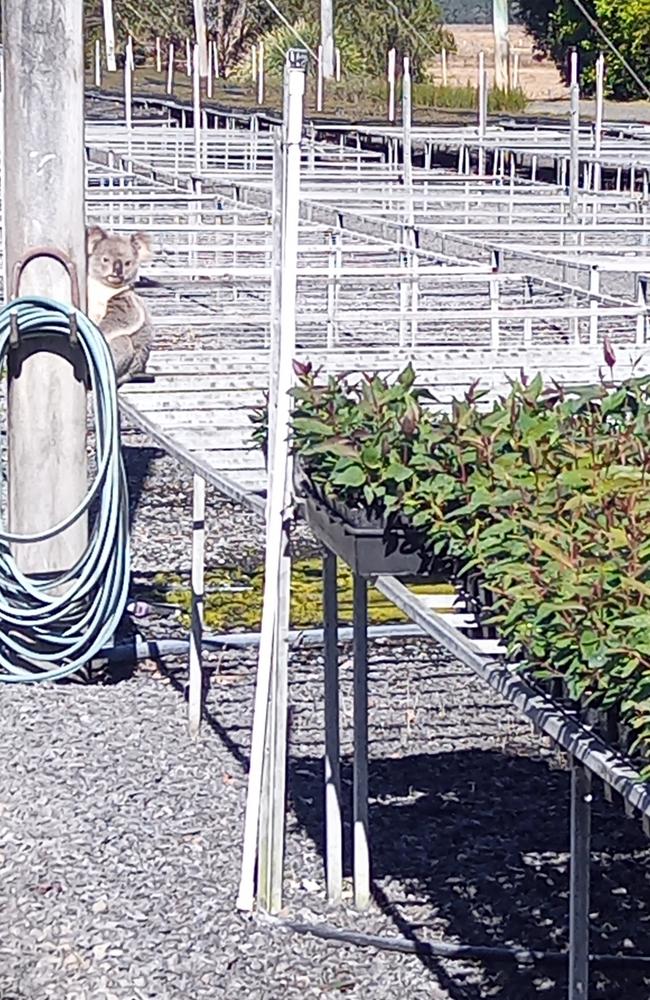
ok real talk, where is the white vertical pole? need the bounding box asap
[251,45,257,83]
[569,762,592,1000]
[441,47,448,87]
[125,43,133,161]
[193,44,202,175]
[167,42,175,94]
[594,52,604,192]
[188,474,205,737]
[207,41,213,98]
[478,51,487,175]
[155,36,161,73]
[589,265,600,344]
[512,50,520,89]
[352,575,370,909]
[489,251,501,348]
[94,38,102,88]
[193,0,209,77]
[3,0,88,574]
[387,48,396,122]
[237,49,307,915]
[258,41,265,104]
[493,0,510,91]
[102,0,117,72]
[212,39,220,79]
[186,37,192,76]
[335,47,341,82]
[321,0,335,79]
[323,551,343,902]
[569,49,580,221]
[317,45,324,112]
[402,56,414,228]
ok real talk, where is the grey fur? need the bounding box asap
[99,289,153,386]
[86,226,154,385]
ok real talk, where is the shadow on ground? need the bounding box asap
[288,749,650,1000]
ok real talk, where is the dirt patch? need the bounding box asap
[444,24,569,100]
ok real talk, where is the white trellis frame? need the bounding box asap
[236,49,308,915]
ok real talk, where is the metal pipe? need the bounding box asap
[261,914,650,969]
[569,762,592,999]
[188,473,206,736]
[99,621,430,664]
[323,551,343,903]
[353,572,370,910]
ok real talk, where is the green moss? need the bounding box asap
[151,558,452,631]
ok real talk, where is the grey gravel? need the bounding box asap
[1,429,650,1000]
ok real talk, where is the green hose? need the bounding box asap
[0,296,130,682]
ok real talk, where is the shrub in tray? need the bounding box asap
[250,363,650,773]
[251,360,436,522]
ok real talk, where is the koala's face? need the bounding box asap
[87,226,151,288]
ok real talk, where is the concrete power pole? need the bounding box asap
[102,0,117,73]
[2,0,88,575]
[321,0,335,80]
[493,0,510,91]
[193,0,209,78]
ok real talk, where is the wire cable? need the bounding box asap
[0,296,130,682]
[383,0,446,63]
[258,0,318,61]
[570,0,650,101]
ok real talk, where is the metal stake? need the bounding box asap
[387,48,396,123]
[353,573,370,909]
[569,50,580,222]
[188,473,206,737]
[167,42,175,95]
[569,760,592,1000]
[323,551,343,902]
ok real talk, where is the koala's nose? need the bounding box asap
[113,260,123,277]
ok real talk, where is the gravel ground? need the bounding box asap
[2,428,650,1000]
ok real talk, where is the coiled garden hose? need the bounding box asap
[0,295,129,682]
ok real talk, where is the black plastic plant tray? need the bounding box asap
[299,486,445,579]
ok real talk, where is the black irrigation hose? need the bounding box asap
[262,915,650,970]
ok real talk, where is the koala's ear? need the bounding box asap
[131,231,152,260]
[87,225,107,254]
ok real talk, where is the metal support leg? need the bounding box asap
[258,519,291,914]
[323,551,343,902]
[569,760,592,1000]
[353,573,370,909]
[269,541,290,912]
[188,473,206,737]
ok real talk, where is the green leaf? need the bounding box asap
[385,463,413,483]
[331,464,366,487]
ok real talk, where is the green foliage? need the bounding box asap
[515,0,650,100]
[232,19,369,80]
[233,0,455,83]
[335,0,455,82]
[413,82,528,112]
[251,364,650,772]
[83,0,285,75]
[288,358,434,515]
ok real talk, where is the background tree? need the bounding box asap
[84,0,453,80]
[514,0,650,100]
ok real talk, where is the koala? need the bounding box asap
[86,226,154,386]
